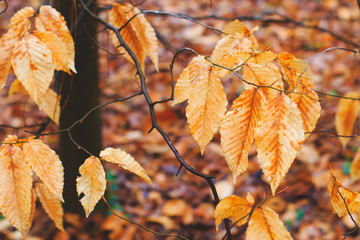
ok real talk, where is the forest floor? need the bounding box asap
[1,0,360,239]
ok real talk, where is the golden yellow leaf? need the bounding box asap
[237,51,277,65]
[289,86,321,135]
[277,52,312,91]
[220,87,265,178]
[23,138,64,202]
[8,79,28,97]
[214,194,254,230]
[243,63,283,101]
[174,56,211,104]
[100,147,152,184]
[0,7,34,90]
[76,156,106,217]
[328,172,360,217]
[246,206,293,240]
[11,34,55,105]
[0,137,33,234]
[335,91,360,148]
[35,183,64,231]
[36,5,76,73]
[221,20,258,48]
[34,30,69,73]
[350,148,360,181]
[26,188,36,232]
[39,89,61,125]
[186,68,227,154]
[108,3,158,71]
[255,93,305,194]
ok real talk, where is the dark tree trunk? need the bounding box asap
[54,0,102,214]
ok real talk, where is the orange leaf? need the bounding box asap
[23,138,64,202]
[173,56,211,104]
[76,156,106,217]
[35,183,64,231]
[8,79,28,97]
[221,20,258,48]
[214,194,254,230]
[335,91,360,148]
[108,3,158,72]
[39,89,61,125]
[0,7,34,90]
[36,5,76,73]
[11,34,55,105]
[0,136,33,234]
[255,93,305,194]
[186,66,227,154]
[277,52,312,91]
[246,206,293,240]
[220,87,266,178]
[100,147,152,184]
[328,172,360,217]
[237,51,277,65]
[34,30,69,73]
[243,63,283,101]
[289,85,321,135]
[350,148,360,181]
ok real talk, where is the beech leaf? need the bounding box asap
[100,147,152,184]
[255,93,305,194]
[23,138,64,202]
[76,156,106,217]
[350,148,360,181]
[38,89,61,125]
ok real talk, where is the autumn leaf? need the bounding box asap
[108,2,158,71]
[328,172,360,217]
[35,5,76,73]
[335,91,360,148]
[220,87,265,178]
[8,79,28,97]
[34,30,69,73]
[23,138,64,202]
[246,206,293,240]
[100,147,152,184]
[221,20,258,47]
[350,148,360,181]
[255,93,305,194]
[35,183,64,231]
[214,194,254,230]
[186,65,227,154]
[11,34,55,105]
[289,85,321,135]
[0,7,35,90]
[76,156,106,217]
[0,136,33,234]
[237,51,277,65]
[39,89,61,125]
[277,52,313,91]
[243,63,283,101]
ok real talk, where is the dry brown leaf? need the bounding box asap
[277,52,312,91]
[186,67,227,154]
[255,93,305,194]
[36,5,76,73]
[34,30,69,73]
[243,63,283,101]
[100,147,152,184]
[23,138,64,202]
[214,194,254,230]
[289,86,321,135]
[328,172,360,217]
[335,91,360,148]
[108,3,158,71]
[173,56,211,104]
[246,206,293,240]
[220,87,265,178]
[0,7,34,90]
[11,34,55,105]
[39,89,61,125]
[350,148,360,181]
[76,156,106,217]
[35,183,64,231]
[0,136,33,234]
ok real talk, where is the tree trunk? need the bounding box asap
[54,0,102,214]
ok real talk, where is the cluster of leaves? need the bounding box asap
[174,20,321,195]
